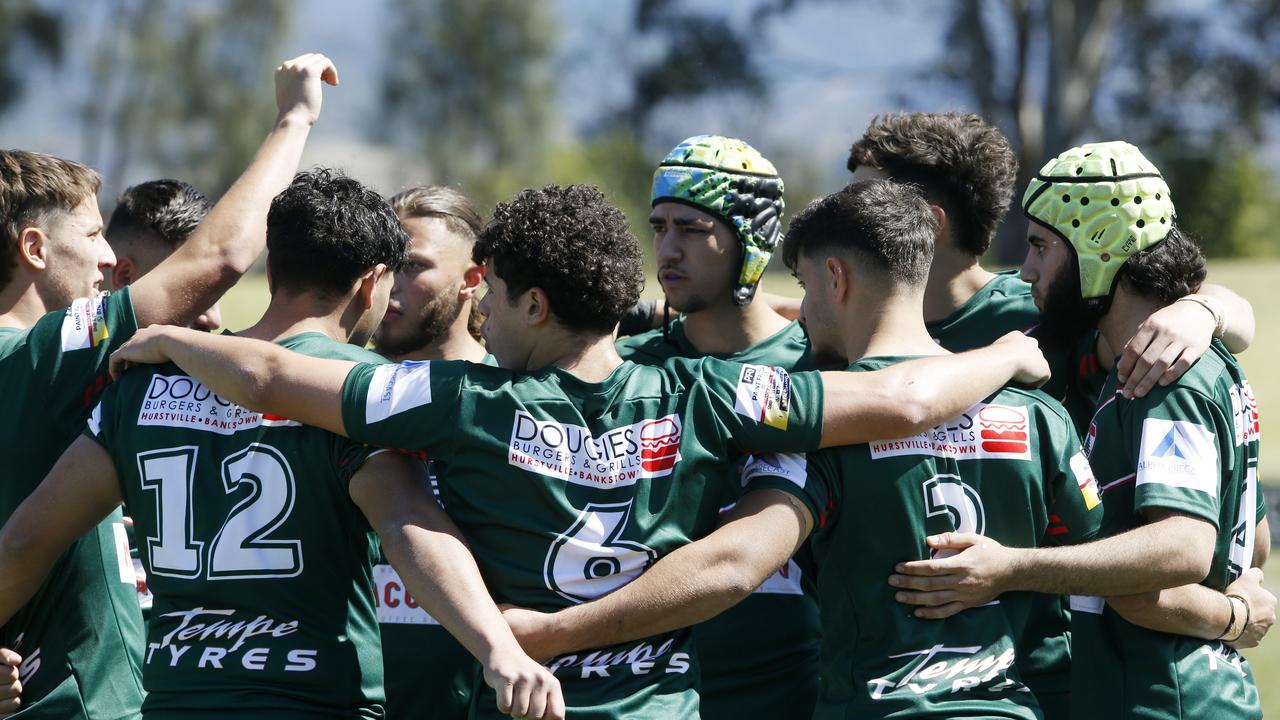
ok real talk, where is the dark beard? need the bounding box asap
[376,291,465,358]
[1033,263,1104,353]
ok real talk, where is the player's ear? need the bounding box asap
[357,264,388,310]
[825,256,850,302]
[524,286,551,326]
[17,225,49,271]
[264,259,276,294]
[929,203,948,243]
[112,256,135,288]
[459,262,485,301]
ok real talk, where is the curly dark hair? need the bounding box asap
[107,179,212,249]
[1116,224,1206,305]
[474,184,643,334]
[783,180,936,286]
[848,112,1016,257]
[267,168,408,300]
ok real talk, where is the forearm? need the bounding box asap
[379,510,528,666]
[1009,517,1212,596]
[1198,283,1255,353]
[531,491,807,658]
[1254,517,1270,568]
[196,116,313,273]
[144,327,350,433]
[1106,584,1232,640]
[818,347,1021,448]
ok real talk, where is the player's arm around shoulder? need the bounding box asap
[350,452,563,720]
[816,332,1050,448]
[129,53,338,329]
[503,471,816,662]
[111,325,354,435]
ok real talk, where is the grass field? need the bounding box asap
[219,258,1280,712]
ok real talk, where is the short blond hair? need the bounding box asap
[0,150,101,288]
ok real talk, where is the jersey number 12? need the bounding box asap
[138,443,303,580]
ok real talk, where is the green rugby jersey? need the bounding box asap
[745,356,1103,719]
[927,274,1082,714]
[375,353,497,720]
[1069,341,1263,720]
[0,290,145,719]
[340,356,824,719]
[87,332,386,719]
[925,270,1040,353]
[618,318,822,719]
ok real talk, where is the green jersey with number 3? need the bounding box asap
[744,356,1103,719]
[1069,341,1263,720]
[617,318,822,719]
[86,332,387,719]
[0,290,146,720]
[340,356,824,719]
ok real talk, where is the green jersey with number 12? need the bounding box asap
[87,332,387,719]
[745,356,1103,719]
[340,357,824,719]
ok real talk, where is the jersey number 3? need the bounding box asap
[923,474,987,559]
[138,443,303,580]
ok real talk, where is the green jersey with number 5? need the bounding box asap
[86,333,387,719]
[743,356,1103,719]
[340,356,824,719]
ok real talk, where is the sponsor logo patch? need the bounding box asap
[508,411,682,487]
[1231,380,1261,447]
[1069,451,1102,510]
[373,564,440,626]
[60,295,110,351]
[741,452,808,489]
[1136,418,1217,494]
[733,364,791,430]
[364,361,433,424]
[137,374,300,435]
[867,643,1024,700]
[870,403,1033,461]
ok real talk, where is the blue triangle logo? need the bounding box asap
[1153,427,1187,458]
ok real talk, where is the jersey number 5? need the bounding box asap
[544,500,657,603]
[138,443,303,580]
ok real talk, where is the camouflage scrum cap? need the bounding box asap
[651,135,785,305]
[1023,141,1175,302]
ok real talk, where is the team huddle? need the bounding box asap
[0,52,1272,720]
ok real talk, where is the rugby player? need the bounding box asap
[0,52,336,718]
[616,135,821,718]
[890,141,1273,719]
[0,169,561,719]
[106,182,1052,718]
[497,179,1107,718]
[372,185,490,720]
[845,113,1263,716]
[106,179,221,332]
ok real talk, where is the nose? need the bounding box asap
[1019,248,1037,284]
[192,301,222,332]
[97,233,117,271]
[655,228,680,264]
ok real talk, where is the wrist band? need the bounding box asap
[1225,593,1251,643]
[1215,593,1238,640]
[1176,295,1227,338]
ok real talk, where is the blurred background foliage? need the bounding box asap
[3,0,1279,260]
